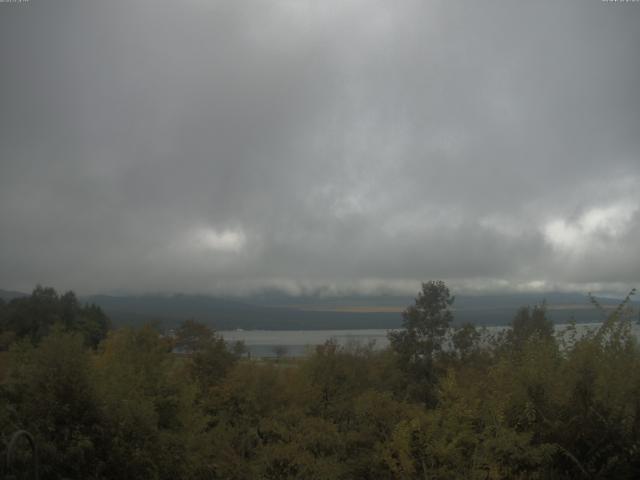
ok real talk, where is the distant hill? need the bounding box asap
[3,286,636,330]
[80,291,639,331]
[0,289,28,301]
[83,293,400,330]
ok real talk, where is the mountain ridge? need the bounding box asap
[3,288,637,330]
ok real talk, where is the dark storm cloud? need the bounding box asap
[1,0,639,295]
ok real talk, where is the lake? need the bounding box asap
[219,329,390,357]
[219,322,639,358]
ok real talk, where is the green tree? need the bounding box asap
[507,303,554,351]
[174,318,215,353]
[93,325,208,480]
[0,286,110,349]
[3,328,103,479]
[174,319,238,390]
[451,323,481,361]
[388,281,454,405]
[3,286,60,343]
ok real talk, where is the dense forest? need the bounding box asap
[1,282,639,479]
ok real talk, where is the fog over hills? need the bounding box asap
[4,288,633,331]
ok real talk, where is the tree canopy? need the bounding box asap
[1,282,640,479]
[387,280,454,405]
[0,286,110,349]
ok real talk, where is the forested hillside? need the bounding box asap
[1,282,640,479]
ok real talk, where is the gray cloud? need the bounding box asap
[1,0,639,296]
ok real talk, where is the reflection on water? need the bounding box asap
[220,323,640,358]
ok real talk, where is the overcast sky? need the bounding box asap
[1,0,639,296]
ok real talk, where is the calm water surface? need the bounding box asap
[220,329,389,357]
[220,323,640,358]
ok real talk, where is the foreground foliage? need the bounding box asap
[1,283,639,479]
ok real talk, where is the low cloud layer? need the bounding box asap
[1,0,639,296]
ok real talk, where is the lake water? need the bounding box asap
[220,322,639,358]
[219,329,390,358]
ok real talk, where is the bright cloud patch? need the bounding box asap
[190,227,247,253]
[544,204,636,252]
